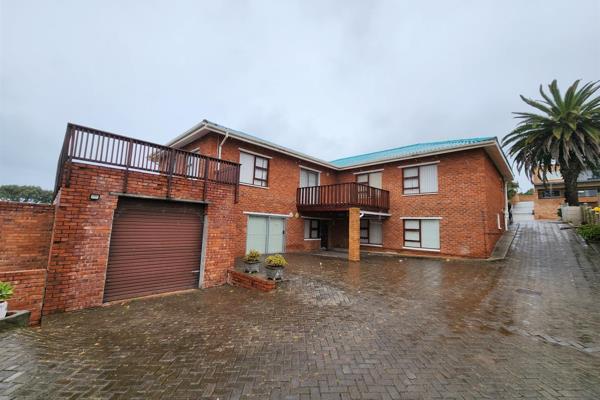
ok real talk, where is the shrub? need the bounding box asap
[243,250,261,263]
[577,224,600,242]
[265,254,287,267]
[0,282,14,302]
[557,207,562,217]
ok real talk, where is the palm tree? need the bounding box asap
[503,80,600,206]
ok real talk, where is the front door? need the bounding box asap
[320,221,329,249]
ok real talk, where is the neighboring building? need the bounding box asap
[0,121,513,321]
[533,169,600,219]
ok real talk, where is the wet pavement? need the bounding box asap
[1,221,600,399]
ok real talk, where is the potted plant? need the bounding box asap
[243,249,261,273]
[264,254,287,280]
[0,282,14,319]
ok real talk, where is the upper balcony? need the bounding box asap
[296,182,390,213]
[54,123,240,201]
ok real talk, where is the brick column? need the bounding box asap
[348,207,360,261]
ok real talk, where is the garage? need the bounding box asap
[246,214,286,254]
[103,197,205,302]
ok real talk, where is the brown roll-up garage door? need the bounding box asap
[103,197,205,302]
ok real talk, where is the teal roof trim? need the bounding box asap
[329,137,496,168]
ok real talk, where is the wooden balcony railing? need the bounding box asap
[296,182,390,212]
[53,123,240,201]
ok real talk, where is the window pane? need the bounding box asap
[239,152,255,184]
[404,178,419,189]
[404,167,418,178]
[369,221,382,244]
[369,172,382,189]
[404,241,421,248]
[419,165,438,193]
[421,220,440,249]
[256,157,268,168]
[300,170,308,187]
[357,174,368,183]
[360,219,368,229]
[404,220,419,229]
[404,231,420,241]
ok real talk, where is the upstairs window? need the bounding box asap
[300,168,319,187]
[356,171,382,189]
[240,151,269,187]
[402,164,438,194]
[539,189,560,199]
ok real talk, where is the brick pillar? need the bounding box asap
[348,207,360,262]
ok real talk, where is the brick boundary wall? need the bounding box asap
[0,269,46,325]
[0,202,55,271]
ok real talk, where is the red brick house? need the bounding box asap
[1,120,513,322]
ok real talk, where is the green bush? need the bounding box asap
[577,224,600,241]
[243,249,261,263]
[0,282,14,302]
[265,254,287,267]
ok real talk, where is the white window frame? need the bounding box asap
[402,218,441,252]
[399,162,439,196]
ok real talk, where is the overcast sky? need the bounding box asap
[1,1,599,191]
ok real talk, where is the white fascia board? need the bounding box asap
[243,211,292,218]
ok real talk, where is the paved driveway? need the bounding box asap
[1,221,600,399]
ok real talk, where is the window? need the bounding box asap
[539,189,560,199]
[578,189,598,197]
[304,219,320,239]
[402,164,438,194]
[360,219,382,245]
[300,168,319,187]
[240,151,269,187]
[403,219,440,250]
[356,171,382,189]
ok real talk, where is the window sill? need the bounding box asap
[240,182,269,189]
[304,238,321,241]
[361,243,383,247]
[402,192,438,197]
[402,246,440,253]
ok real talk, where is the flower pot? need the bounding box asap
[265,265,284,280]
[244,262,260,274]
[0,302,7,319]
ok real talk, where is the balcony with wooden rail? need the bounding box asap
[53,123,240,202]
[296,182,390,213]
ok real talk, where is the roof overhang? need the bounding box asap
[167,121,514,180]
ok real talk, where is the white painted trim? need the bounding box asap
[303,238,321,241]
[243,211,291,218]
[189,147,200,153]
[402,192,438,197]
[361,243,383,247]
[239,148,273,159]
[402,246,441,252]
[397,161,440,169]
[300,216,332,220]
[400,216,442,220]
[239,182,269,189]
[360,211,392,217]
[353,168,384,175]
[299,165,322,174]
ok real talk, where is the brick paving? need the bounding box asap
[1,221,600,399]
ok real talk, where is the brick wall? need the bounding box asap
[481,152,507,255]
[534,198,562,220]
[0,269,46,325]
[0,202,54,271]
[43,162,236,315]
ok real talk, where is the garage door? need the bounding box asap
[104,197,205,302]
[246,215,285,254]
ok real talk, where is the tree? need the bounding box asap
[507,181,519,199]
[0,185,53,203]
[521,188,534,196]
[503,80,600,206]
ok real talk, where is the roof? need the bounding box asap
[330,137,496,168]
[167,120,513,178]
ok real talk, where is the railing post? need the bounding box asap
[202,158,210,201]
[167,148,176,199]
[122,138,133,193]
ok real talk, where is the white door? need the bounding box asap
[246,216,285,253]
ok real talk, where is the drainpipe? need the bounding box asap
[217,130,229,160]
[504,180,509,229]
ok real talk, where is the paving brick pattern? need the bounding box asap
[1,221,600,399]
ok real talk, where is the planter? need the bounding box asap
[244,262,261,274]
[560,206,582,225]
[265,265,284,280]
[0,302,6,319]
[0,310,31,332]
